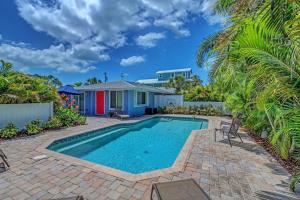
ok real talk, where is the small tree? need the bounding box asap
[0,60,12,76]
[73,82,83,87]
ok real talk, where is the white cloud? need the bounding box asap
[154,14,191,37]
[136,32,165,48]
[0,34,2,40]
[0,43,109,73]
[7,0,225,73]
[120,56,145,66]
[16,0,224,44]
[200,0,227,25]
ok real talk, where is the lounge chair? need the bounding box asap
[215,115,243,147]
[0,149,9,173]
[150,179,210,200]
[114,110,129,120]
[48,195,84,200]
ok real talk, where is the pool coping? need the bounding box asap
[37,115,213,181]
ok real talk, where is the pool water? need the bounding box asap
[48,117,208,174]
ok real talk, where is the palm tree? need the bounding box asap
[0,60,12,76]
[197,0,300,190]
[85,77,102,85]
[167,76,187,94]
[73,82,83,87]
[191,75,202,87]
[0,61,61,106]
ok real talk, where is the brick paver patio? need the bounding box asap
[0,115,299,200]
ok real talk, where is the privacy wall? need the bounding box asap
[0,102,53,129]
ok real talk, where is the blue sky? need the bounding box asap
[0,0,223,85]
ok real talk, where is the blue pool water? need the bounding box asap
[48,117,208,174]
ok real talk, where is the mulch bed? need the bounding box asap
[0,131,45,143]
[248,131,298,175]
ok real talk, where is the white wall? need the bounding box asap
[154,95,224,110]
[0,102,53,129]
[154,95,183,107]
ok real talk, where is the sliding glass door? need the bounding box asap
[110,91,123,110]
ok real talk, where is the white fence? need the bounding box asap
[183,101,224,109]
[154,95,224,110]
[0,102,53,129]
[154,95,183,107]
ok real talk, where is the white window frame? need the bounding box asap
[109,90,124,110]
[134,91,149,107]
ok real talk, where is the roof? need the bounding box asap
[75,80,174,94]
[58,85,80,95]
[156,68,192,74]
[136,79,168,84]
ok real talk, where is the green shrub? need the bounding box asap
[160,106,224,116]
[45,116,63,129]
[0,123,18,138]
[56,107,86,127]
[26,120,43,135]
[76,116,87,125]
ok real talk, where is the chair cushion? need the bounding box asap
[0,163,6,173]
[153,179,210,200]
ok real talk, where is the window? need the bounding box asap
[110,91,123,109]
[135,91,148,106]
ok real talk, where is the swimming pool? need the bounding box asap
[47,117,208,174]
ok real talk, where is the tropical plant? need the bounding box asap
[197,0,300,190]
[0,61,61,107]
[33,74,62,88]
[191,75,203,87]
[165,75,187,94]
[25,120,43,135]
[45,116,63,129]
[56,107,86,127]
[160,106,224,116]
[85,77,102,85]
[0,60,12,76]
[185,85,224,102]
[165,74,222,101]
[0,123,18,138]
[76,116,87,125]
[73,82,83,87]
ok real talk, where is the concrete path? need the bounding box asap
[0,115,298,200]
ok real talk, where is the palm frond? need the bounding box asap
[196,32,220,68]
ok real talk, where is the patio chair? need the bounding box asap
[150,179,210,200]
[48,195,84,200]
[219,113,242,128]
[215,116,243,147]
[0,149,9,173]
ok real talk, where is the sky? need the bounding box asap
[0,0,224,85]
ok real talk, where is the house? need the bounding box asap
[75,80,174,117]
[136,68,193,87]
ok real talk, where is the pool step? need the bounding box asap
[57,127,129,153]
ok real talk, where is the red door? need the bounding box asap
[96,91,105,115]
